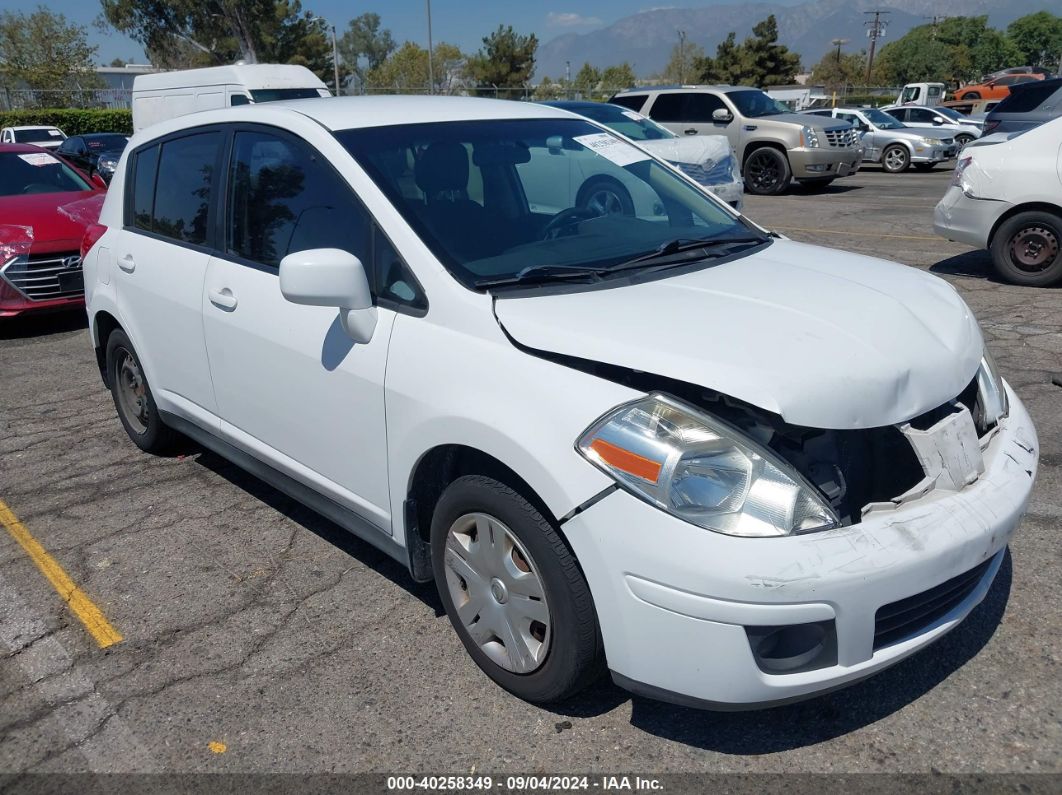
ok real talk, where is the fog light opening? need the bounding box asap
[746,620,837,674]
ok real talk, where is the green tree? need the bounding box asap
[808,48,867,90]
[697,32,741,83]
[466,25,537,98]
[533,75,564,100]
[1007,11,1062,69]
[338,13,396,85]
[0,8,100,94]
[573,62,600,94]
[99,0,332,81]
[600,62,636,90]
[366,41,464,94]
[874,16,1023,85]
[741,15,801,86]
[661,40,704,83]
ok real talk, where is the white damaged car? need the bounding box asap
[84,96,1038,709]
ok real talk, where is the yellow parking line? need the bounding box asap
[779,226,940,241]
[0,498,122,648]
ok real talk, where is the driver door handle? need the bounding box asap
[208,287,238,311]
[117,254,135,273]
[684,128,697,135]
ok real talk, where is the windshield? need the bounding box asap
[933,106,963,122]
[250,88,324,102]
[13,128,64,143]
[336,118,761,290]
[726,90,792,118]
[863,108,904,129]
[0,151,91,196]
[573,105,675,141]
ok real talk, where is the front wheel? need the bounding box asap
[955,133,975,148]
[882,144,910,173]
[960,91,981,100]
[743,147,791,195]
[990,211,1062,287]
[576,177,634,217]
[431,475,603,703]
[106,329,178,453]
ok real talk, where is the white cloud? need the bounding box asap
[546,12,604,28]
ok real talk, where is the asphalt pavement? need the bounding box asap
[1,165,1060,780]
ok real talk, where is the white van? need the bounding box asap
[131,64,330,132]
[897,82,946,106]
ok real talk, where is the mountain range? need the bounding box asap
[535,0,1055,80]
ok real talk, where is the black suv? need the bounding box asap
[983,77,1062,135]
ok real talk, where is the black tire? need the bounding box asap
[430,475,604,703]
[743,147,791,195]
[882,144,910,173]
[576,176,634,217]
[990,211,1062,287]
[960,91,981,100]
[105,329,178,453]
[799,177,835,191]
[913,163,936,172]
[955,134,974,148]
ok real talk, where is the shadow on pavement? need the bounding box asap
[930,250,998,281]
[0,309,87,340]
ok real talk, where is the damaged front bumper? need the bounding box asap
[563,383,1037,709]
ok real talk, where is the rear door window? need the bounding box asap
[646,93,687,122]
[609,95,647,112]
[148,132,221,246]
[131,144,160,231]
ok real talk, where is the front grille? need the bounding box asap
[1,252,84,301]
[824,126,859,148]
[677,156,735,184]
[873,557,994,650]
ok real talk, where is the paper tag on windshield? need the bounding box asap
[573,133,649,167]
[49,130,62,137]
[18,153,55,167]
[621,110,645,121]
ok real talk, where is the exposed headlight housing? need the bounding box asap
[800,126,820,148]
[976,349,1009,428]
[577,395,839,537]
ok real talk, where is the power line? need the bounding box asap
[864,10,890,83]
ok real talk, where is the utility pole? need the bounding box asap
[864,10,890,84]
[331,24,340,96]
[677,30,687,84]
[923,15,948,39]
[426,0,435,94]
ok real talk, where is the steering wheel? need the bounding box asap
[541,206,599,240]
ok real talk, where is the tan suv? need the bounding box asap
[611,86,863,195]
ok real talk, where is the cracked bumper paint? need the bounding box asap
[562,383,1037,708]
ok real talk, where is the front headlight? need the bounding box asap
[800,126,820,148]
[919,136,938,146]
[977,349,1009,427]
[576,395,839,537]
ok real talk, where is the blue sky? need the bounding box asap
[9,0,804,65]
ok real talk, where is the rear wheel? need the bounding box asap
[990,211,1062,287]
[431,475,603,703]
[743,147,791,195]
[106,329,177,453]
[882,144,910,173]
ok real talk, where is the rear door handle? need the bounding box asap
[684,128,698,135]
[208,287,238,311]
[117,254,135,273]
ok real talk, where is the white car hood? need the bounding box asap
[494,239,983,430]
[638,136,731,167]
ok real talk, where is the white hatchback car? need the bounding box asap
[83,97,1038,709]
[934,117,1062,287]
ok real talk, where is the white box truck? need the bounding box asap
[131,64,330,132]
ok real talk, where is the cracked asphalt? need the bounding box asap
[1,165,1060,778]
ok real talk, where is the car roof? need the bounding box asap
[0,143,59,153]
[541,100,606,111]
[134,96,576,143]
[613,85,748,95]
[3,125,61,131]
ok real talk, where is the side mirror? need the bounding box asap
[712,108,733,123]
[279,248,378,344]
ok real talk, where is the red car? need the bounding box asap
[0,143,106,318]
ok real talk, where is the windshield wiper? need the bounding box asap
[613,236,766,270]
[475,264,607,289]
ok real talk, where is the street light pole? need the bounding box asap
[426,0,435,94]
[331,24,340,96]
[677,30,687,84]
